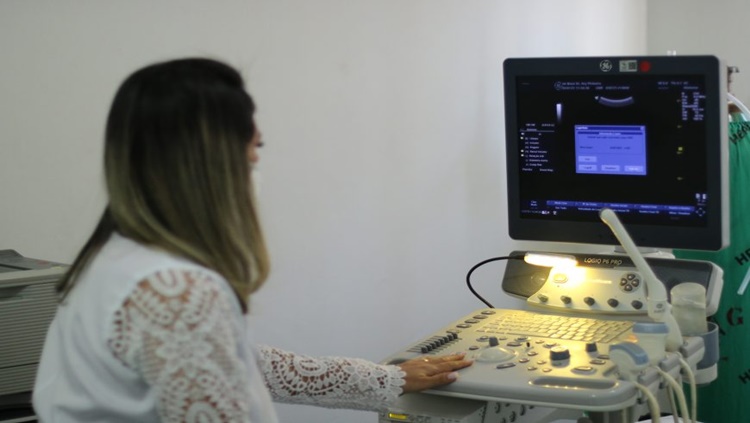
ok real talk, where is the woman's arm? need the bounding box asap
[109,269,256,422]
[258,346,471,410]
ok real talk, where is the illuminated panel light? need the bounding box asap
[524,252,578,269]
[387,412,410,421]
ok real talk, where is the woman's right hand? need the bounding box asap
[397,353,473,394]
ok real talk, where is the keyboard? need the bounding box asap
[473,309,633,343]
[406,309,634,355]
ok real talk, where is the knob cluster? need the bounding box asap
[619,273,642,292]
[536,293,644,310]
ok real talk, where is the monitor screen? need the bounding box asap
[503,56,728,251]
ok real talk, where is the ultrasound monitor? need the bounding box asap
[503,56,728,251]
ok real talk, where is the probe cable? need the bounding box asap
[653,366,692,423]
[634,381,661,423]
[677,357,698,423]
[465,255,524,308]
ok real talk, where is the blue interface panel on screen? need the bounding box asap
[503,55,728,251]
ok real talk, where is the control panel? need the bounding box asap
[527,266,648,313]
[381,308,703,412]
[502,251,722,316]
[383,308,639,410]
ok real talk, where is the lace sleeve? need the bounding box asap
[258,345,405,411]
[108,269,254,422]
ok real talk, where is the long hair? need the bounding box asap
[58,58,270,312]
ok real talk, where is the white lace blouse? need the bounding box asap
[33,234,405,422]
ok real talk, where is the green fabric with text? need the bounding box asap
[673,121,750,423]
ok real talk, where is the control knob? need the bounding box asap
[550,346,570,361]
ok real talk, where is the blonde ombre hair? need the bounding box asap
[59,58,270,312]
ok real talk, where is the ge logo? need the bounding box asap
[599,60,613,72]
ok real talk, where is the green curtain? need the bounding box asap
[673,120,750,423]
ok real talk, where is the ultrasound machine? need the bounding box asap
[380,56,728,423]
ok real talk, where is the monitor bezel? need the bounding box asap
[503,55,728,251]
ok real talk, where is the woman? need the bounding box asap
[32,58,472,422]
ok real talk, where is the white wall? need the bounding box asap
[0,1,646,422]
[648,0,750,106]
